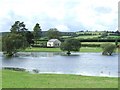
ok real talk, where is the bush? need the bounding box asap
[81,44,100,47]
[60,39,81,55]
[2,33,28,57]
[101,43,116,55]
[32,69,39,73]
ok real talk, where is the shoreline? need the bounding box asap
[20,47,119,53]
[2,67,118,78]
[20,47,103,52]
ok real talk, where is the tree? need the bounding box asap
[71,33,78,37]
[25,31,34,45]
[101,43,116,56]
[11,21,32,43]
[47,28,60,39]
[60,39,81,55]
[33,23,42,44]
[100,32,108,38]
[2,33,28,57]
[2,21,29,57]
[115,39,118,46]
[10,21,28,36]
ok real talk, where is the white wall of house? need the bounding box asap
[47,42,54,47]
[47,39,61,47]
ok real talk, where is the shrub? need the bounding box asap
[60,39,81,55]
[101,43,116,55]
[81,44,100,47]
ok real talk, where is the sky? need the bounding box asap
[0,0,119,32]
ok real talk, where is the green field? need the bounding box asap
[107,36,120,39]
[80,47,102,52]
[2,70,118,88]
[0,70,1,89]
[81,42,120,47]
[61,36,72,39]
[74,35,100,39]
[81,42,116,44]
[76,31,102,35]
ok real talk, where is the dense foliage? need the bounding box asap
[100,32,108,38]
[2,21,29,56]
[1,21,120,56]
[60,39,81,55]
[25,31,34,45]
[101,43,116,55]
[47,28,60,39]
[10,21,28,36]
[33,23,42,44]
[2,33,28,56]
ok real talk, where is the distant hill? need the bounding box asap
[0,30,119,37]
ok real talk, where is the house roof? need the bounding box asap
[48,39,60,42]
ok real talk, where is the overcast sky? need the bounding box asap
[0,0,119,32]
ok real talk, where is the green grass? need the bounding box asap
[76,31,102,35]
[81,42,120,47]
[81,42,116,44]
[0,70,2,89]
[2,70,118,88]
[61,36,72,38]
[74,35,100,39]
[80,47,102,52]
[22,47,103,52]
[107,35,120,38]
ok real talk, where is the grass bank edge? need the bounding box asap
[20,47,103,52]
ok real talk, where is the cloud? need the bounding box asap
[55,25,70,32]
[0,0,119,32]
[94,7,112,14]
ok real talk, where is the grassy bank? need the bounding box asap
[22,47,103,52]
[2,70,118,88]
[80,47,102,52]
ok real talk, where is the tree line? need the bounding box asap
[2,21,60,56]
[2,21,118,57]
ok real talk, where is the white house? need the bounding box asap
[47,39,61,47]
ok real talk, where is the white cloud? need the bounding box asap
[0,0,119,32]
[72,0,118,31]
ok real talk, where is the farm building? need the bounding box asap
[47,39,61,47]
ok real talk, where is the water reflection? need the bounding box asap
[17,52,63,57]
[1,52,119,77]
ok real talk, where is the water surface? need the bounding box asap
[1,52,118,77]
